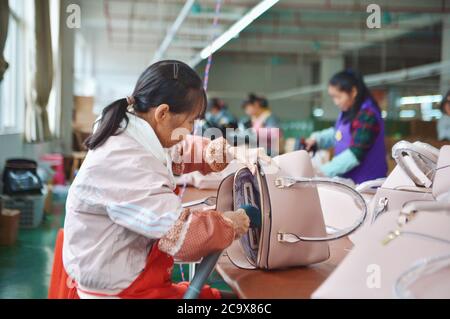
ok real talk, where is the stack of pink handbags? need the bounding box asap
[353,141,440,241]
[313,144,450,298]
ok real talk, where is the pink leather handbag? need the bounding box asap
[372,141,440,221]
[312,146,450,299]
[392,141,439,188]
[312,202,450,298]
[432,145,450,200]
[215,150,367,270]
[351,141,442,243]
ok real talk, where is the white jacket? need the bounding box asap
[63,114,235,295]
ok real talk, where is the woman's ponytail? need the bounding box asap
[84,98,130,150]
[84,60,207,150]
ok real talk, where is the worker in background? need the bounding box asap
[239,93,283,156]
[438,90,450,141]
[203,97,238,138]
[305,70,387,184]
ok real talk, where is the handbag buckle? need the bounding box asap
[274,177,296,189]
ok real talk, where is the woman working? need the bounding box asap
[203,97,238,138]
[438,90,450,141]
[239,93,283,156]
[59,61,258,299]
[305,70,387,184]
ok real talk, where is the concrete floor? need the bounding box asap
[0,201,64,299]
[0,195,230,299]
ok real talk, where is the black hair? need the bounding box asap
[85,60,206,150]
[208,97,227,111]
[242,93,269,109]
[329,69,379,122]
[440,90,450,114]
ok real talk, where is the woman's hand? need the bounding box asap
[223,209,250,239]
[205,137,272,174]
[204,137,229,172]
[227,145,272,174]
[304,137,317,152]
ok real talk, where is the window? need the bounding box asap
[0,1,25,134]
[47,0,61,136]
[398,95,443,121]
[0,0,61,137]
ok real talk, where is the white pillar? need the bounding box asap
[296,56,314,118]
[387,88,400,119]
[441,15,450,95]
[320,54,344,120]
[59,0,77,154]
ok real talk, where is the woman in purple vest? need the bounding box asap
[305,70,387,184]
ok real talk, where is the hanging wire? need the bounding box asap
[179,0,224,283]
[203,0,223,91]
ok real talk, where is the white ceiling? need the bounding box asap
[78,0,449,65]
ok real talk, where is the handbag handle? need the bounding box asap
[181,196,217,209]
[382,200,450,246]
[394,253,450,299]
[392,203,450,298]
[355,178,386,194]
[397,200,450,226]
[274,176,367,242]
[392,141,439,188]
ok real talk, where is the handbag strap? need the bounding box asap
[397,200,450,226]
[355,178,386,195]
[392,141,439,188]
[382,200,450,246]
[181,196,217,209]
[394,253,450,299]
[274,176,367,242]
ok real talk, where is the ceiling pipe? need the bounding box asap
[100,18,443,34]
[181,0,450,14]
[109,11,242,22]
[110,0,450,14]
[267,60,450,100]
[151,0,196,64]
[103,0,113,43]
[128,0,136,46]
[189,0,280,67]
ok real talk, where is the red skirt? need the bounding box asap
[48,229,220,299]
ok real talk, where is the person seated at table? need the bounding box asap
[61,61,256,299]
[237,93,283,156]
[305,70,387,184]
[203,97,238,138]
[438,90,450,141]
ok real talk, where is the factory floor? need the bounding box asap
[0,194,231,299]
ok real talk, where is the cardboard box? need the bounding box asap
[73,96,97,133]
[0,209,20,246]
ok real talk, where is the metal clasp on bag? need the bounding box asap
[277,232,302,243]
[382,202,423,245]
[274,177,297,189]
[397,203,421,226]
[371,197,389,224]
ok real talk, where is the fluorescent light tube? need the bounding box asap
[198,0,279,60]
